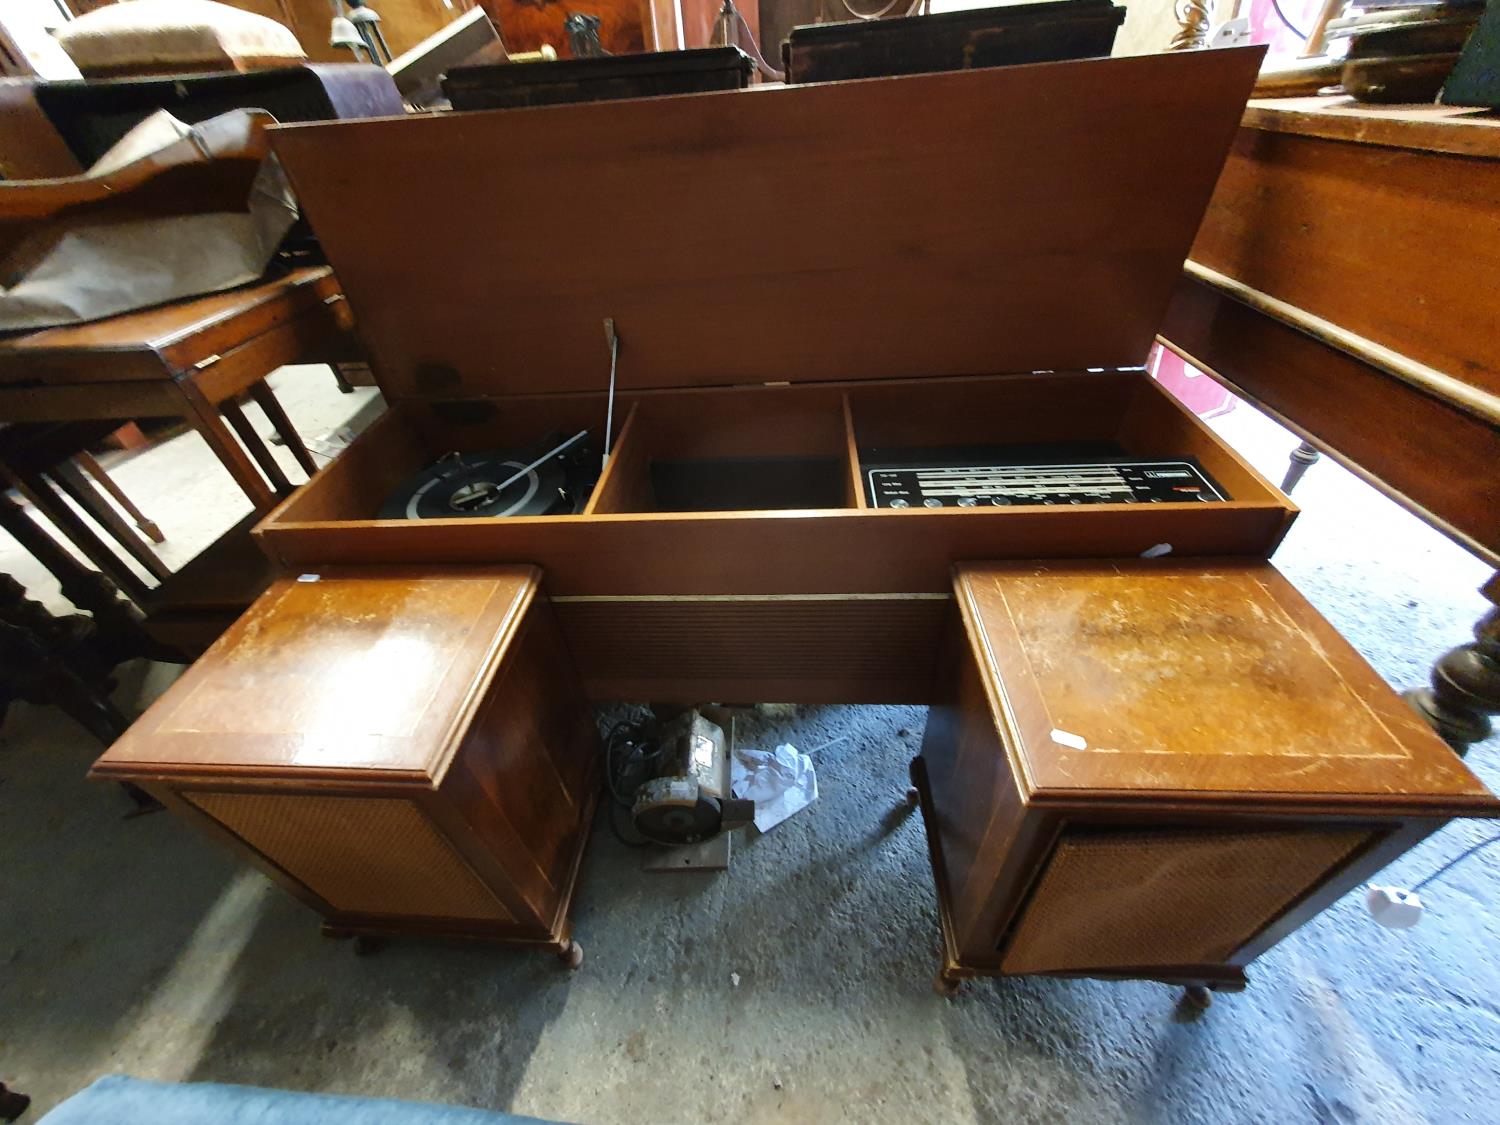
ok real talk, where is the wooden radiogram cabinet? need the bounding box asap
[92,48,1499,989]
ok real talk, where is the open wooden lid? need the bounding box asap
[271,47,1263,402]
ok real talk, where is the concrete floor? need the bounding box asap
[1,368,1496,1124]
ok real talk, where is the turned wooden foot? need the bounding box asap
[1280,440,1321,493]
[557,939,584,969]
[1405,577,1500,755]
[1182,984,1213,1011]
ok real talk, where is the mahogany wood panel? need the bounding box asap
[912,560,1500,985]
[584,404,651,515]
[443,598,599,925]
[259,504,1292,596]
[255,369,1296,590]
[918,606,1040,956]
[554,594,947,702]
[1158,273,1500,565]
[0,80,82,179]
[957,560,1493,806]
[0,267,340,385]
[94,566,539,777]
[1239,96,1500,162]
[269,48,1264,400]
[1190,100,1500,399]
[477,0,653,55]
[0,381,182,423]
[93,565,600,947]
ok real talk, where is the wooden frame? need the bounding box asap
[254,369,1295,702]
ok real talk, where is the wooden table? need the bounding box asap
[1158,95,1500,751]
[0,266,353,514]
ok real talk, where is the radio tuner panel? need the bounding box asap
[860,443,1228,510]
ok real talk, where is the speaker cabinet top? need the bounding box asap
[955,560,1498,812]
[93,566,541,782]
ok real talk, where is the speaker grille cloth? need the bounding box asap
[185,792,512,922]
[1000,826,1370,974]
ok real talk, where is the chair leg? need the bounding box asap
[3,466,151,604]
[75,451,163,543]
[178,383,278,513]
[221,399,294,496]
[0,491,170,664]
[249,379,318,477]
[49,460,171,582]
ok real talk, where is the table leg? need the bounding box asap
[49,461,171,582]
[178,383,278,513]
[1404,573,1500,754]
[221,398,294,496]
[1280,440,1321,494]
[76,451,164,543]
[248,379,318,477]
[4,467,151,604]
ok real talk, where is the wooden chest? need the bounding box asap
[93,567,599,957]
[915,561,1499,995]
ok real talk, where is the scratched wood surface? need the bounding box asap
[93,565,538,778]
[955,559,1497,805]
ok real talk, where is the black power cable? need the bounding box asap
[1271,0,1309,40]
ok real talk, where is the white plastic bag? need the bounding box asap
[730,743,818,832]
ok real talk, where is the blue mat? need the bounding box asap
[38,1075,567,1124]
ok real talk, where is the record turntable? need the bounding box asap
[379,431,597,520]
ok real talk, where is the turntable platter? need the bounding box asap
[379,448,573,520]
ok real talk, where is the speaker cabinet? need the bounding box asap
[93,566,599,955]
[914,561,1499,993]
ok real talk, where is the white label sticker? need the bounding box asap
[1050,729,1088,751]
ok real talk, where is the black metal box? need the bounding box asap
[784,1,1126,85]
[445,47,753,112]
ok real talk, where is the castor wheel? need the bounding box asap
[904,785,920,807]
[1182,984,1212,1011]
[353,935,388,957]
[557,940,584,970]
[933,971,962,999]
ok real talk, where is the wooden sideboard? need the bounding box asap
[1159,95,1500,752]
